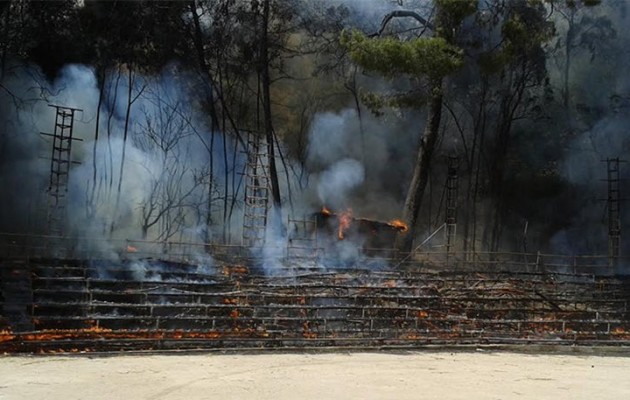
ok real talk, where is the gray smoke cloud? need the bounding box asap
[317,158,365,209]
[7,0,630,273]
[0,62,240,263]
[549,2,630,258]
[303,105,423,219]
[553,113,630,256]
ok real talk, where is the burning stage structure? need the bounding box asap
[315,207,408,244]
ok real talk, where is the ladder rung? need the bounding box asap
[243,219,267,223]
[244,207,268,211]
[244,196,268,201]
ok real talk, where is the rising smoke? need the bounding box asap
[548,1,630,257]
[1,0,629,273]
[0,63,237,248]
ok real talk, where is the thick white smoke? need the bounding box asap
[304,106,421,219]
[0,62,240,257]
[317,158,365,209]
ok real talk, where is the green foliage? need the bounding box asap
[78,1,189,71]
[478,51,510,76]
[565,0,602,8]
[340,30,463,81]
[338,0,475,115]
[478,2,554,79]
[360,91,387,116]
[435,0,477,22]
[533,0,601,7]
[360,90,427,115]
[434,0,477,41]
[502,14,554,57]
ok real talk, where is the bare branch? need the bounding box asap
[370,10,435,38]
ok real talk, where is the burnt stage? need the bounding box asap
[2,257,630,353]
[310,208,408,250]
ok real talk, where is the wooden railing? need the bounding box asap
[0,232,626,275]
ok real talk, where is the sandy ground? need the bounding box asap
[1,350,629,399]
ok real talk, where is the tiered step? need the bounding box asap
[1,260,33,331]
[2,259,630,353]
[0,263,6,331]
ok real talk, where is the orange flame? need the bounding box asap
[222,265,248,276]
[321,206,332,216]
[1,329,278,352]
[0,329,15,343]
[126,245,138,253]
[338,209,353,240]
[389,219,408,233]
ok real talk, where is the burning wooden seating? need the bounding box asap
[2,258,630,353]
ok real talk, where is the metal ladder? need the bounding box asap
[445,156,459,258]
[242,133,270,247]
[606,157,621,266]
[40,105,82,236]
[287,217,318,259]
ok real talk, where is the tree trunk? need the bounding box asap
[462,77,488,255]
[189,1,219,242]
[111,67,135,236]
[0,2,12,81]
[87,69,105,220]
[398,79,444,252]
[563,11,575,109]
[260,0,282,211]
[106,67,122,194]
[189,1,219,131]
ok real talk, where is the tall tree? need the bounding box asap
[549,0,613,109]
[476,1,555,251]
[260,0,283,211]
[342,0,476,252]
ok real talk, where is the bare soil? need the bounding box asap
[1,351,629,399]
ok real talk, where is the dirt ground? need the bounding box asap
[1,350,629,399]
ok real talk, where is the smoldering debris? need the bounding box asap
[87,258,218,283]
